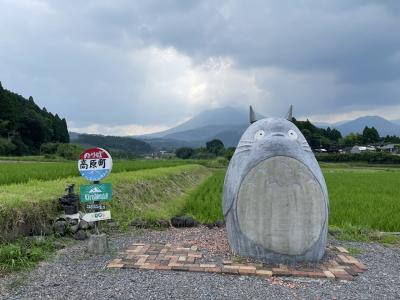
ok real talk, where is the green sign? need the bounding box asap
[80,183,112,202]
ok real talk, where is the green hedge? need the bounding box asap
[316,152,400,164]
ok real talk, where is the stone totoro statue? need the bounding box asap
[223,106,329,263]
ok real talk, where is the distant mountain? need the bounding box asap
[139,106,262,148]
[334,116,400,136]
[68,132,80,141]
[391,119,400,126]
[142,138,202,151]
[313,122,331,129]
[314,120,348,128]
[142,109,400,149]
[142,106,262,139]
[211,127,247,147]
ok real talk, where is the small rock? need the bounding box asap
[69,224,79,234]
[171,216,185,227]
[130,219,149,228]
[73,229,88,240]
[107,221,119,229]
[205,223,215,229]
[171,216,198,228]
[53,220,67,235]
[88,222,95,229]
[184,216,198,227]
[67,218,79,226]
[157,219,170,228]
[79,220,89,230]
[215,220,225,228]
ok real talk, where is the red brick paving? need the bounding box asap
[107,243,367,281]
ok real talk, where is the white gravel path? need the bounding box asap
[0,228,399,300]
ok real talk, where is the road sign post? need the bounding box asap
[78,147,113,252]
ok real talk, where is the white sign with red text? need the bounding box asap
[78,147,113,181]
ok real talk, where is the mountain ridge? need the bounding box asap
[141,106,262,139]
[71,107,400,152]
[333,116,400,136]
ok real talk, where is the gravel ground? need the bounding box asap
[0,227,399,300]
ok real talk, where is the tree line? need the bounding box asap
[0,82,69,155]
[75,134,152,154]
[175,139,235,160]
[293,118,398,150]
[176,119,399,159]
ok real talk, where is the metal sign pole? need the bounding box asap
[78,147,113,255]
[93,180,100,235]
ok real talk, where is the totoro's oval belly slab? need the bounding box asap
[237,156,325,256]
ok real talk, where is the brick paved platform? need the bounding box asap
[107,243,367,281]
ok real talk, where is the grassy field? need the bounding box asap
[0,159,196,186]
[1,158,399,239]
[323,164,400,232]
[180,163,400,233]
[181,170,225,223]
[0,164,210,241]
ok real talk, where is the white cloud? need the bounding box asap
[69,123,169,136]
[124,46,269,118]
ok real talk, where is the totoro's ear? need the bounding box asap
[286,104,293,121]
[250,105,257,124]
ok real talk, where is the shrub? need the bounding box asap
[56,143,84,160]
[175,147,194,159]
[40,142,59,154]
[316,152,400,164]
[224,147,235,161]
[206,139,225,156]
[0,138,16,155]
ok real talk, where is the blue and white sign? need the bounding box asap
[78,147,113,181]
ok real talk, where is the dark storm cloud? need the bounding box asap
[129,1,400,83]
[0,0,399,133]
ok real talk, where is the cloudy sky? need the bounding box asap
[1,0,400,135]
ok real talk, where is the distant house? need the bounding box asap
[379,144,398,153]
[342,147,352,154]
[350,145,376,154]
[314,148,328,153]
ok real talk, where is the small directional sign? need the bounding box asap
[82,211,111,222]
[80,183,112,203]
[86,203,106,210]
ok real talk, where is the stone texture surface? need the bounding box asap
[238,156,324,255]
[224,117,329,262]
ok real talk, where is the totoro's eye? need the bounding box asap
[287,130,298,140]
[254,130,265,140]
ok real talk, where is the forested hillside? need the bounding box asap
[0,82,69,155]
[73,133,152,154]
[292,118,342,149]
